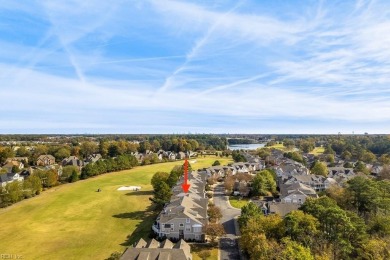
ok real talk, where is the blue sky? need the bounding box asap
[1,0,390,134]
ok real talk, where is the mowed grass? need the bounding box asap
[229,196,250,209]
[265,143,286,151]
[309,146,325,155]
[0,156,232,260]
[190,155,233,170]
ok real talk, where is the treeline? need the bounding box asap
[287,136,390,161]
[0,169,58,207]
[0,135,228,165]
[0,155,139,208]
[150,163,190,207]
[228,138,256,145]
[239,176,390,260]
[232,150,247,162]
[80,154,138,179]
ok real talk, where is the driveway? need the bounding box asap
[213,183,241,260]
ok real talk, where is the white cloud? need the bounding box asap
[1,0,390,133]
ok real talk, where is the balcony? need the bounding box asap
[152,224,160,233]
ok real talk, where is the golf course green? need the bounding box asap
[0,156,231,259]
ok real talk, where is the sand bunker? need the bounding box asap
[117,186,141,191]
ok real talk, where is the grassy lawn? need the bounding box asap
[229,196,250,209]
[191,244,218,260]
[0,156,230,260]
[190,155,233,170]
[265,143,286,151]
[309,146,325,155]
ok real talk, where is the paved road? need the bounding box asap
[213,183,241,260]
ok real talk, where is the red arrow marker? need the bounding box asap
[182,158,190,193]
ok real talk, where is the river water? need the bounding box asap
[228,143,266,150]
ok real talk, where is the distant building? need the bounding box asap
[2,161,24,172]
[85,154,102,164]
[36,155,55,166]
[62,156,84,168]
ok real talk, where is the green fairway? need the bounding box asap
[309,146,325,155]
[0,156,232,260]
[189,155,232,170]
[265,143,286,151]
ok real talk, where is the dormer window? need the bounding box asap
[186,218,190,223]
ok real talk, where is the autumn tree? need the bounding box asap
[54,147,71,161]
[151,181,172,207]
[151,172,169,190]
[80,141,98,159]
[239,202,263,228]
[0,146,15,164]
[378,165,390,180]
[283,210,319,250]
[359,238,390,260]
[283,139,295,150]
[28,174,43,195]
[204,223,225,244]
[298,140,315,153]
[224,175,235,194]
[212,160,220,166]
[99,140,109,158]
[69,170,79,183]
[310,161,328,177]
[280,238,314,260]
[354,161,369,174]
[252,170,276,196]
[61,165,79,183]
[5,181,23,203]
[300,197,359,259]
[208,204,222,223]
[16,146,30,157]
[257,148,271,159]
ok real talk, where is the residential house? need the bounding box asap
[62,156,84,168]
[0,172,24,187]
[268,203,300,217]
[2,161,24,172]
[156,150,166,161]
[30,164,63,177]
[133,153,144,163]
[233,180,250,196]
[152,171,208,242]
[274,161,309,179]
[186,151,197,158]
[371,165,383,176]
[232,162,249,173]
[177,152,187,160]
[5,157,28,164]
[280,182,318,204]
[222,166,237,176]
[120,238,192,260]
[19,169,31,179]
[167,152,177,161]
[36,155,56,166]
[85,153,102,164]
[328,167,356,183]
[282,174,333,192]
[209,166,225,177]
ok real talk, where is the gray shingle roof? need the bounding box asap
[121,239,191,260]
